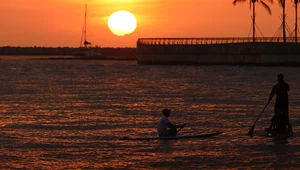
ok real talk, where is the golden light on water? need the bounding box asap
[1,60,300,169]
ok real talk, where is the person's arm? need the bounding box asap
[286,83,290,91]
[269,85,276,102]
[168,122,186,128]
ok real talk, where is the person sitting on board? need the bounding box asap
[267,74,293,136]
[157,108,186,137]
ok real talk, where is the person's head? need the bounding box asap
[277,74,284,83]
[162,108,171,117]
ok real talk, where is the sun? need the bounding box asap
[108,10,137,36]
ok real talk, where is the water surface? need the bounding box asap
[0,57,299,169]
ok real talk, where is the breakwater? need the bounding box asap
[137,37,300,65]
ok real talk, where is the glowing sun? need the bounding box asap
[108,10,137,36]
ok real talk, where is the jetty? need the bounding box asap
[137,37,300,65]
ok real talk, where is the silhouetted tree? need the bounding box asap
[292,0,300,42]
[278,0,287,42]
[233,0,273,43]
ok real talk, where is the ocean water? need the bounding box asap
[0,56,300,169]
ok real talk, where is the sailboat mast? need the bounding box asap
[84,3,87,48]
[82,3,92,48]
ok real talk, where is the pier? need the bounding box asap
[137,37,300,65]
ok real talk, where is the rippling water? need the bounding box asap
[1,56,300,169]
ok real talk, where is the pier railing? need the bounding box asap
[137,37,300,45]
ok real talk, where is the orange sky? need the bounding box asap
[0,0,297,47]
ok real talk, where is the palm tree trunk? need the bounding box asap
[295,2,298,43]
[252,2,256,43]
[282,1,286,43]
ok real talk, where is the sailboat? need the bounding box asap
[73,4,103,59]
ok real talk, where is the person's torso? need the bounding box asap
[157,116,169,134]
[274,82,289,103]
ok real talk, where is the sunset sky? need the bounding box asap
[1,0,297,47]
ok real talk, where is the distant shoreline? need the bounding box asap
[30,55,136,60]
[0,46,137,60]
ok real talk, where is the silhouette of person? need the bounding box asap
[157,109,186,137]
[268,74,293,136]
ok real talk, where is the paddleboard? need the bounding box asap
[265,128,293,137]
[119,131,223,140]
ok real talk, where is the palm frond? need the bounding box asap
[278,0,285,7]
[260,1,272,14]
[233,0,248,5]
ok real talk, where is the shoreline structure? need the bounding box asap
[2,36,300,65]
[137,37,300,65]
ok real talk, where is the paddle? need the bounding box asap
[248,101,270,136]
[176,123,187,134]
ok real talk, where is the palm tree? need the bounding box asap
[233,0,273,43]
[292,0,299,43]
[278,0,287,43]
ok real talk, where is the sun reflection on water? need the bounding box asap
[0,60,299,169]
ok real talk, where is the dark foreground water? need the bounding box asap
[0,56,300,169]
